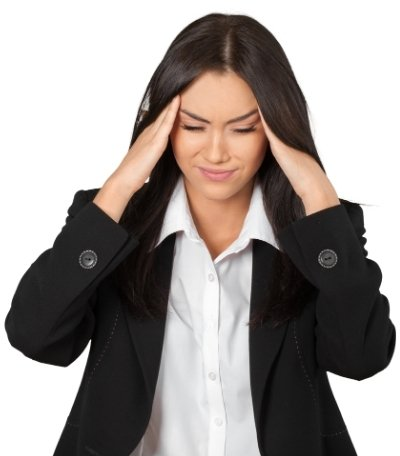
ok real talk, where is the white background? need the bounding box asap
[1,1,399,454]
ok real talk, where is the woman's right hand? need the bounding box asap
[110,94,181,194]
[93,94,181,223]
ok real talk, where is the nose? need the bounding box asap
[202,131,229,162]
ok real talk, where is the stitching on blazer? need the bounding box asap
[66,421,79,427]
[86,307,120,387]
[293,318,318,406]
[320,427,348,438]
[293,319,348,438]
[84,444,103,455]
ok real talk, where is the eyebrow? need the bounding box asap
[179,108,259,125]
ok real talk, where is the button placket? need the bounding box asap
[208,372,217,381]
[202,262,226,455]
[214,417,223,426]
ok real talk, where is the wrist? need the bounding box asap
[104,173,141,201]
[301,191,340,216]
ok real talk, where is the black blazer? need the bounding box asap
[4,187,396,456]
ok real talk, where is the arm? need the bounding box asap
[277,201,396,381]
[4,189,139,367]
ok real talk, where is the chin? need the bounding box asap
[196,181,250,201]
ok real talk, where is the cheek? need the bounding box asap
[169,128,182,157]
[170,133,192,168]
[170,129,201,159]
[233,135,267,165]
[247,150,266,172]
[254,132,269,157]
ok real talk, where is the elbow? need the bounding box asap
[25,346,76,367]
[4,305,45,359]
[348,323,396,381]
[4,309,33,357]
[6,332,80,367]
[4,310,83,368]
[318,321,396,381]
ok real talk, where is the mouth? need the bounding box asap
[198,167,237,182]
[198,166,236,173]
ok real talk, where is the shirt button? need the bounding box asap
[214,417,223,426]
[208,372,216,381]
[208,273,214,281]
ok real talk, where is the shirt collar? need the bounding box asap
[154,174,280,251]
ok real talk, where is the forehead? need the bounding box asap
[179,71,257,118]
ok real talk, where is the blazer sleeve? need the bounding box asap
[277,200,396,381]
[4,189,139,367]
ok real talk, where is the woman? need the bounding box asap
[4,12,396,456]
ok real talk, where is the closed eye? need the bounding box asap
[181,125,256,134]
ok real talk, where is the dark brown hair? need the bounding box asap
[110,12,364,329]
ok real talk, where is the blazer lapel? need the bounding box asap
[121,233,176,404]
[121,234,288,433]
[249,239,289,431]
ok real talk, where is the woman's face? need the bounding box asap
[169,70,269,204]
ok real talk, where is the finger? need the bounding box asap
[153,95,180,131]
[257,105,281,146]
[155,95,181,136]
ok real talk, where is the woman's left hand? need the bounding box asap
[257,106,341,215]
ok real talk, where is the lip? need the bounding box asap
[198,167,237,182]
[199,167,236,173]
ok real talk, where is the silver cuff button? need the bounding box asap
[79,249,98,269]
[318,249,338,268]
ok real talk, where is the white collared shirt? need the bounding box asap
[130,175,280,456]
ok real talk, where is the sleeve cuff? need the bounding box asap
[276,203,367,289]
